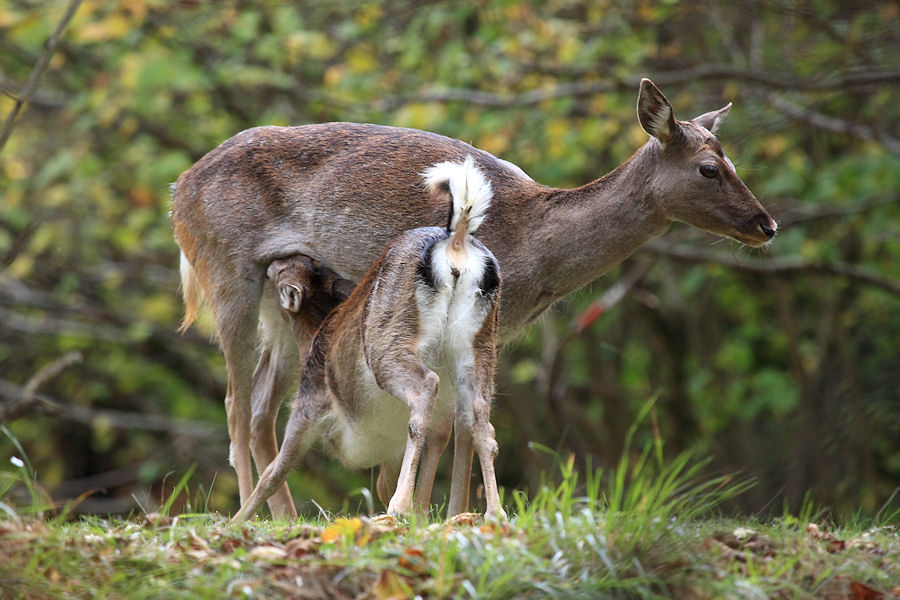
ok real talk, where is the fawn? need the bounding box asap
[232,156,505,520]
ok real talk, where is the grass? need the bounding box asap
[1,431,898,598]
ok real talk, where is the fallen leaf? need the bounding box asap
[321,517,363,543]
[371,570,412,600]
[283,536,320,558]
[370,514,401,528]
[712,529,776,558]
[247,545,288,562]
[141,512,173,528]
[397,547,426,574]
[807,523,847,552]
[479,521,511,537]
[447,512,480,528]
[850,581,885,600]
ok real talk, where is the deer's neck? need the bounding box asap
[497,145,668,335]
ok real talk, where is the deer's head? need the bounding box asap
[637,79,776,247]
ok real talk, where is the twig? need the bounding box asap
[571,261,654,333]
[775,195,898,227]
[0,352,83,423]
[20,351,82,401]
[1,219,40,270]
[0,0,83,153]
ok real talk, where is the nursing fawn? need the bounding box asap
[232,156,505,520]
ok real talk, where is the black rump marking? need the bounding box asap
[479,254,500,295]
[417,235,442,290]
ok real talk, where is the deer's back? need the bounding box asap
[171,123,544,282]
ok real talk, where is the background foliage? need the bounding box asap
[1,0,898,518]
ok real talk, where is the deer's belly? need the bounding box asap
[331,369,454,469]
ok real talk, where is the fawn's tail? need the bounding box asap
[422,155,493,272]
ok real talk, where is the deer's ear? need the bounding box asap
[637,78,677,144]
[692,103,732,134]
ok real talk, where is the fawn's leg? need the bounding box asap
[471,394,505,520]
[233,387,327,521]
[374,355,440,517]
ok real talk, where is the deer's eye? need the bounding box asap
[699,164,719,179]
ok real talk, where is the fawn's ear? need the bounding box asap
[637,78,678,144]
[692,103,732,134]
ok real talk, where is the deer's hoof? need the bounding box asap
[278,284,303,313]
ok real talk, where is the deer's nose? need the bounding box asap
[758,215,777,239]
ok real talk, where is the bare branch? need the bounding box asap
[0,219,40,271]
[775,194,898,227]
[543,261,653,442]
[571,260,654,333]
[0,378,225,440]
[642,240,900,296]
[0,0,83,153]
[375,66,900,111]
[762,92,900,155]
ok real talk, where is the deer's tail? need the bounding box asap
[179,250,205,332]
[422,155,493,271]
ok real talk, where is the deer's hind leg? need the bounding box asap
[413,410,453,512]
[207,273,266,508]
[449,310,504,520]
[370,352,440,517]
[250,291,301,518]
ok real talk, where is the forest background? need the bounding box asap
[1,0,897,520]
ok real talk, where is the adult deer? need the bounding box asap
[232,156,504,521]
[172,79,776,517]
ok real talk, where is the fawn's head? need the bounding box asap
[637,79,776,247]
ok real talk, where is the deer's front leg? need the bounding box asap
[232,386,327,522]
[376,359,440,517]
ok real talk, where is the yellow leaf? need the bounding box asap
[77,14,133,43]
[321,517,362,543]
[324,65,346,88]
[355,4,383,27]
[346,46,378,73]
